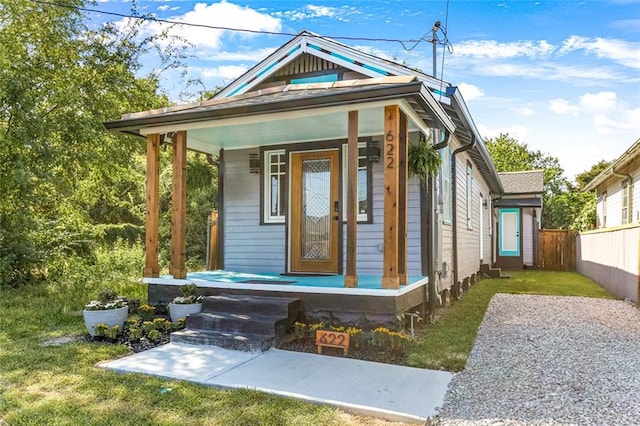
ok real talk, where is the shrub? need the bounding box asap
[137,304,156,321]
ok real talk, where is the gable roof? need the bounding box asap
[212,31,502,194]
[104,31,503,194]
[584,137,640,191]
[498,170,544,194]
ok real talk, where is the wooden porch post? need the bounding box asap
[345,110,359,288]
[398,111,409,285]
[144,133,160,277]
[171,131,187,279]
[382,105,400,289]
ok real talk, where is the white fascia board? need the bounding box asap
[215,37,306,99]
[419,85,455,134]
[137,99,415,136]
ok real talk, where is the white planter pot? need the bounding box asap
[169,303,203,324]
[83,306,129,337]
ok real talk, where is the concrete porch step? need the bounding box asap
[176,294,302,352]
[202,294,301,318]
[186,311,291,336]
[480,264,511,279]
[170,329,273,352]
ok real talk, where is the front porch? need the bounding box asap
[144,270,428,329]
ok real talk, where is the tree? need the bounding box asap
[0,1,186,285]
[574,160,611,190]
[485,133,569,228]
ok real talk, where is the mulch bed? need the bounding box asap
[277,336,407,365]
[84,332,170,353]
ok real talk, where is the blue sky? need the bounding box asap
[92,0,640,180]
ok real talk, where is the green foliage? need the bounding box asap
[95,223,145,246]
[575,160,611,190]
[0,0,185,286]
[485,133,581,228]
[486,133,567,196]
[137,304,156,322]
[408,138,441,183]
[159,152,218,269]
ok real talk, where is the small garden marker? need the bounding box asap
[315,330,350,355]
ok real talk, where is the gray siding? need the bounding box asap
[223,148,286,273]
[454,149,490,281]
[224,148,422,276]
[342,160,422,276]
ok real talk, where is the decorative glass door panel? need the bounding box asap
[290,151,339,273]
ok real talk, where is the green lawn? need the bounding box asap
[405,270,616,372]
[0,266,613,424]
[0,281,398,426]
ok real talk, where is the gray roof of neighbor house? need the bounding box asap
[498,170,544,194]
[583,137,640,191]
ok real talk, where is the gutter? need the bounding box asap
[104,81,455,135]
[584,139,640,192]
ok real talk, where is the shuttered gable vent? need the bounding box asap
[274,53,340,77]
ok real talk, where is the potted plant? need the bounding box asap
[83,288,129,337]
[168,283,203,324]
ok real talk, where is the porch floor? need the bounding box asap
[147,270,428,296]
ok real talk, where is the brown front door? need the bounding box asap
[290,150,340,274]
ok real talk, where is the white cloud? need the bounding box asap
[548,91,640,136]
[457,82,484,102]
[559,36,640,69]
[200,47,278,62]
[550,98,581,116]
[612,19,640,32]
[513,105,536,116]
[157,5,170,11]
[115,1,282,51]
[593,107,640,135]
[273,4,360,22]
[477,124,530,141]
[454,40,555,59]
[199,65,248,80]
[578,91,617,112]
[474,62,625,82]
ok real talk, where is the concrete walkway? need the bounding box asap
[100,343,453,423]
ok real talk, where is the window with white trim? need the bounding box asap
[440,146,452,223]
[342,142,369,222]
[264,149,286,223]
[601,191,607,228]
[621,180,630,224]
[466,163,473,230]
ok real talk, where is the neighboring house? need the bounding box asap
[585,138,640,228]
[494,171,544,269]
[578,138,640,302]
[104,31,504,328]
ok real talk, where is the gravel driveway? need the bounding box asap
[434,294,640,425]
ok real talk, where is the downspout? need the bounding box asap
[451,134,476,296]
[612,168,633,224]
[420,129,449,320]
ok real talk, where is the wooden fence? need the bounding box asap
[538,229,577,271]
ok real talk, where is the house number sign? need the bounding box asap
[315,330,350,355]
[385,130,395,169]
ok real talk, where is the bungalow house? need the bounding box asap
[494,170,543,269]
[585,138,640,229]
[578,138,640,302]
[104,31,504,332]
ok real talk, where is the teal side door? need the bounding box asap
[499,208,520,257]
